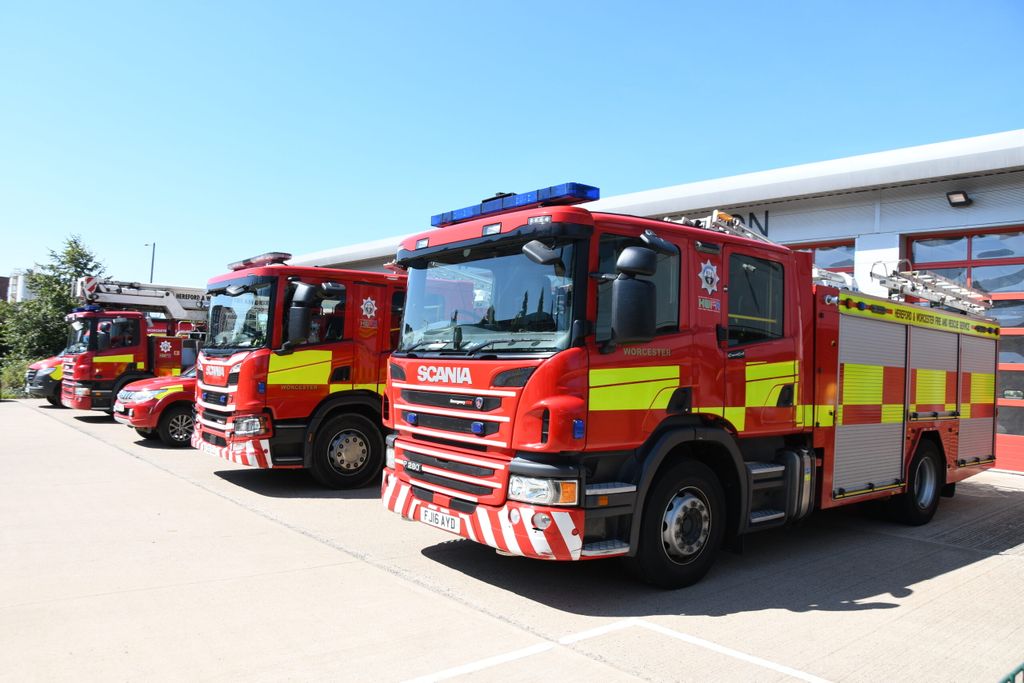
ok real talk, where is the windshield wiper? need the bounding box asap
[400,338,453,353]
[463,338,553,355]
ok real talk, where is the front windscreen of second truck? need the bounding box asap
[206,280,274,350]
[399,238,577,355]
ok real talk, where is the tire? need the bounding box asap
[46,393,63,408]
[135,427,160,440]
[309,414,384,489]
[627,459,726,589]
[157,403,195,448]
[889,439,943,526]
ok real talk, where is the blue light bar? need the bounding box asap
[431,182,600,227]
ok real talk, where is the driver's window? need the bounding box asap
[306,286,346,345]
[98,319,139,350]
[595,234,680,342]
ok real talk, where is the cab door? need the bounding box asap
[720,246,799,437]
[349,280,388,395]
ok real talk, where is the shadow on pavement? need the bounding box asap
[74,414,115,424]
[420,481,1024,618]
[214,468,380,500]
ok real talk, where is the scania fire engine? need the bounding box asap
[381,182,999,588]
[191,253,406,489]
[59,278,208,412]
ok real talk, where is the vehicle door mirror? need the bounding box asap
[321,281,346,298]
[610,246,657,345]
[286,281,319,346]
[523,240,565,276]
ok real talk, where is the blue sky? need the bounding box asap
[2,0,1022,287]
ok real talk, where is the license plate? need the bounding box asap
[200,441,220,456]
[420,507,461,534]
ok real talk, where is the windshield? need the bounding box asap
[66,319,95,354]
[400,238,577,355]
[206,281,274,350]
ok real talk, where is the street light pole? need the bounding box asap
[145,242,156,283]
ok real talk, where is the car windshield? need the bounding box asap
[206,281,274,349]
[399,238,577,355]
[66,319,94,354]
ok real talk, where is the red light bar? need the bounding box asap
[227,252,292,271]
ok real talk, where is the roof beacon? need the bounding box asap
[431,182,600,227]
[228,252,292,271]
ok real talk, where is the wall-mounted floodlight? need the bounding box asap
[946,191,972,207]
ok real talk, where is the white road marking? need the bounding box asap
[404,617,833,683]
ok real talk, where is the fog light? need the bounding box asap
[509,508,521,524]
[532,512,552,530]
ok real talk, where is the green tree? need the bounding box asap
[0,236,105,361]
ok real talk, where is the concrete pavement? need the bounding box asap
[2,398,1023,681]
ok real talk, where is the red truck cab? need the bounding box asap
[192,253,406,488]
[113,367,197,446]
[61,306,199,411]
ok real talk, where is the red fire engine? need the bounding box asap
[191,253,406,489]
[381,183,999,587]
[60,279,207,412]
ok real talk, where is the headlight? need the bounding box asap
[131,390,160,402]
[233,415,265,436]
[385,434,397,469]
[74,387,91,396]
[508,475,578,506]
[37,366,56,377]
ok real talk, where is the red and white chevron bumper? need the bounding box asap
[192,429,275,468]
[381,469,585,561]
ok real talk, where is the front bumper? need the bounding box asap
[61,381,112,410]
[381,469,586,561]
[192,427,275,468]
[25,375,59,399]
[112,400,158,429]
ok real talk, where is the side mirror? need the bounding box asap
[286,281,319,346]
[523,240,565,276]
[615,246,657,277]
[611,277,656,344]
[321,282,346,298]
[610,246,658,345]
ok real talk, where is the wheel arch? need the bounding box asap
[907,429,949,483]
[302,391,383,468]
[628,422,748,553]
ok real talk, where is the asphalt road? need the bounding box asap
[2,398,1023,682]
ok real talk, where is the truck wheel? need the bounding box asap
[46,394,63,408]
[628,459,725,589]
[889,440,943,526]
[310,414,383,489]
[135,427,160,440]
[157,403,195,448]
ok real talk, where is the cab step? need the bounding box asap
[749,508,786,525]
[581,539,630,557]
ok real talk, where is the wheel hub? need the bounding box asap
[169,414,194,442]
[913,456,938,510]
[661,488,711,564]
[327,430,369,474]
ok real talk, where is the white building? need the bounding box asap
[291,129,1024,466]
[7,269,37,303]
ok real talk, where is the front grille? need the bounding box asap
[201,389,232,407]
[202,432,227,447]
[401,389,501,412]
[25,369,37,384]
[200,408,231,430]
[405,411,499,436]
[406,450,495,478]
[412,470,493,496]
[412,433,489,452]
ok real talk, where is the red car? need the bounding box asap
[112,367,196,447]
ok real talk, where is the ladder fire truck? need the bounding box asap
[58,278,208,412]
[191,253,406,489]
[380,182,999,588]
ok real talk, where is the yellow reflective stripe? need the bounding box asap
[329,383,353,393]
[842,364,883,405]
[881,404,904,424]
[971,373,995,403]
[693,406,746,431]
[51,365,63,380]
[94,355,134,364]
[136,362,145,369]
[171,368,181,376]
[590,380,678,411]
[353,383,381,394]
[589,366,678,387]
[816,405,834,427]
[915,369,947,404]
[839,293,999,340]
[746,379,786,408]
[745,361,798,381]
[267,350,333,385]
[961,403,972,419]
[156,385,184,399]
